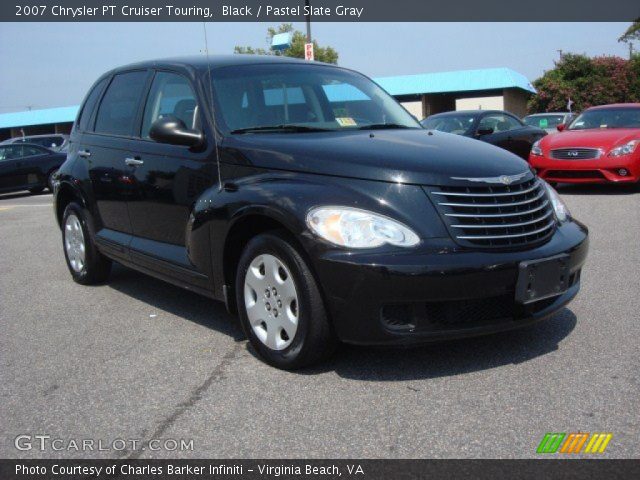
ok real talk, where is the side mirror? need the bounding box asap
[149,116,203,148]
[556,123,566,132]
[477,127,494,136]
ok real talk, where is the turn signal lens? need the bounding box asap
[531,140,543,156]
[541,180,570,222]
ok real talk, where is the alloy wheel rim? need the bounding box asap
[64,214,86,273]
[244,254,299,350]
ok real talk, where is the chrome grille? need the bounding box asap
[428,177,556,249]
[550,148,601,160]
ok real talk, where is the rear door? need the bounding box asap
[125,70,216,269]
[83,70,150,235]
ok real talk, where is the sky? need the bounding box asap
[0,22,632,113]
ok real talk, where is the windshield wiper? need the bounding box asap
[357,123,416,130]
[231,124,332,134]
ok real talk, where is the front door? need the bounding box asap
[0,145,20,191]
[126,70,216,253]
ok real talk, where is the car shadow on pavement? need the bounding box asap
[557,183,639,196]
[106,264,577,380]
[107,263,245,342]
[307,308,577,381]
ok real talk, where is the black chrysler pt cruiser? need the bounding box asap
[54,56,588,369]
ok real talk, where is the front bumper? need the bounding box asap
[530,153,640,183]
[311,220,588,345]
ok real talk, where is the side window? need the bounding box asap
[141,72,199,139]
[77,78,108,132]
[22,145,45,157]
[4,145,22,158]
[94,71,148,136]
[0,146,7,160]
[479,114,522,133]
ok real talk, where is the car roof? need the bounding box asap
[525,112,571,116]
[14,134,68,139]
[1,142,51,149]
[586,103,640,110]
[109,54,326,75]
[426,110,509,118]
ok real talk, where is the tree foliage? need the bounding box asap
[527,53,640,113]
[234,24,339,64]
[618,18,640,45]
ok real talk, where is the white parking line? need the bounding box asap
[0,204,52,209]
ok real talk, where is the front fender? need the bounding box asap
[192,166,447,300]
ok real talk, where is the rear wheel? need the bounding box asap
[236,231,337,369]
[62,202,111,285]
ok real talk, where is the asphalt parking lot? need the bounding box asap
[1,185,639,459]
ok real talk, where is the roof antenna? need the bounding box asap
[202,22,223,191]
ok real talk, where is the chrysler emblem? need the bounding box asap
[451,171,529,184]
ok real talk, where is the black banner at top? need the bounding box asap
[2,0,640,22]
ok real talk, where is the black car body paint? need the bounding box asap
[54,56,588,349]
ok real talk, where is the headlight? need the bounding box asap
[541,180,570,222]
[608,140,639,157]
[531,139,543,156]
[306,206,420,248]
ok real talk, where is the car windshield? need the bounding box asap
[568,108,640,130]
[209,63,421,133]
[523,114,565,129]
[421,114,475,134]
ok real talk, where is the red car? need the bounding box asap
[529,103,640,185]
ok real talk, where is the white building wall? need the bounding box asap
[401,101,423,119]
[455,96,504,111]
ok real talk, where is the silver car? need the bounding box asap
[1,134,70,152]
[523,112,576,134]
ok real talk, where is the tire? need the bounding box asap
[28,187,44,194]
[62,202,112,285]
[47,170,57,192]
[235,231,337,369]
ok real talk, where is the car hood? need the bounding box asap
[542,128,640,150]
[221,129,530,186]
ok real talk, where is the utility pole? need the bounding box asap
[305,0,311,43]
[556,49,563,60]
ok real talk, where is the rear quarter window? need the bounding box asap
[94,71,148,136]
[77,78,108,132]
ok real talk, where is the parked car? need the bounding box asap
[54,56,588,369]
[421,110,547,159]
[1,134,70,152]
[523,112,576,134]
[0,143,65,194]
[529,103,640,185]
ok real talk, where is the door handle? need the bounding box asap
[78,149,91,158]
[125,157,144,166]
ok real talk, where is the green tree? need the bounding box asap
[527,53,640,113]
[234,24,339,64]
[618,18,640,45]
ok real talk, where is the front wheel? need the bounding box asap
[47,170,58,192]
[236,232,337,369]
[62,202,112,285]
